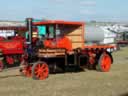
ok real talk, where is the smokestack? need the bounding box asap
[26,18,33,44]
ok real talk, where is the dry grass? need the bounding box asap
[0,47,128,96]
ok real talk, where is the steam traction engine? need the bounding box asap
[20,18,115,80]
[0,36,24,71]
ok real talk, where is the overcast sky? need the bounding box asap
[0,0,127,22]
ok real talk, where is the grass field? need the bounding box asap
[0,47,128,96]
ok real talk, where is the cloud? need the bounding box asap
[80,1,96,6]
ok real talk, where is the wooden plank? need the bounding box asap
[66,34,82,36]
[68,29,82,35]
[38,52,65,57]
[66,36,83,42]
[59,25,82,34]
[38,49,65,53]
[72,42,83,49]
[71,41,83,43]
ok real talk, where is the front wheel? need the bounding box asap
[32,62,49,80]
[96,52,112,72]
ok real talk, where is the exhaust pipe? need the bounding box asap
[26,18,33,44]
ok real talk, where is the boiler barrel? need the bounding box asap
[85,26,104,43]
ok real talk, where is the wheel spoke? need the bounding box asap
[35,70,38,74]
[39,73,44,80]
[39,64,42,69]
[44,68,48,73]
[41,64,46,69]
[36,72,41,78]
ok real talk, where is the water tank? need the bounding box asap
[85,26,104,43]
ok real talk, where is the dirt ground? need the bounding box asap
[0,47,128,96]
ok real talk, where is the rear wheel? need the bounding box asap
[32,62,49,80]
[20,60,32,77]
[96,52,112,72]
[22,65,32,77]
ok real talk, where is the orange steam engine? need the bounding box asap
[17,18,116,80]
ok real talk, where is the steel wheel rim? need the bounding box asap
[101,54,111,72]
[34,63,49,80]
[23,65,32,77]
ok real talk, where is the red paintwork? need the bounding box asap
[84,45,116,49]
[12,36,25,41]
[0,26,27,31]
[44,39,53,48]
[0,40,24,54]
[34,20,84,26]
[32,38,38,44]
[6,56,14,65]
[56,36,72,51]
[44,36,72,51]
